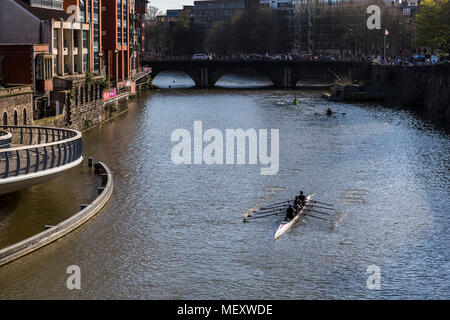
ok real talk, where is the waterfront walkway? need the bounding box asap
[0,125,83,195]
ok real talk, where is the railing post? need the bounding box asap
[34,147,39,172]
[15,150,20,176]
[4,152,9,178]
[43,146,48,170]
[26,149,30,174]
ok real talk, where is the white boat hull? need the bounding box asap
[274,195,312,240]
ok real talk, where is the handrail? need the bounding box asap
[0,125,83,180]
[0,130,12,148]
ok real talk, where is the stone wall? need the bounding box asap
[356,64,450,123]
[0,86,33,126]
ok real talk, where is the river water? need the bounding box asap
[0,89,449,299]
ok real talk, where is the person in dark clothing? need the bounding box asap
[285,204,294,221]
[298,191,306,205]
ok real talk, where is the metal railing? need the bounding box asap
[0,126,82,179]
[0,131,12,150]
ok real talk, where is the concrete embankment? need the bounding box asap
[354,64,450,124]
[0,161,113,267]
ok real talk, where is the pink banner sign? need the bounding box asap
[103,89,117,101]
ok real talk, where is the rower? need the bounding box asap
[298,191,306,206]
[326,108,333,116]
[293,98,299,105]
[293,197,302,214]
[285,204,294,221]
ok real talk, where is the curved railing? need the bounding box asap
[0,130,12,149]
[0,126,82,179]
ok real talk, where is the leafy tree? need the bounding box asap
[414,0,450,54]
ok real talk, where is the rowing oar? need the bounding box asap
[304,208,333,216]
[249,208,286,217]
[306,204,334,211]
[309,200,334,207]
[260,200,291,210]
[243,210,283,223]
[258,204,288,211]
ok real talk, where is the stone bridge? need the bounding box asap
[0,125,83,195]
[143,60,364,88]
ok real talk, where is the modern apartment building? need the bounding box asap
[63,0,103,75]
[102,0,131,85]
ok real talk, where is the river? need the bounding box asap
[0,89,449,299]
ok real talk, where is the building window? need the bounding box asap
[13,111,18,126]
[83,30,89,48]
[83,54,89,73]
[53,55,58,75]
[23,109,27,125]
[2,112,7,126]
[80,0,86,22]
[53,30,58,50]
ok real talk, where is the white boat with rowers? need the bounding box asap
[274,194,313,240]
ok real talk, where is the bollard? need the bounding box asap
[88,157,93,167]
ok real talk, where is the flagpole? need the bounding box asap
[383,29,387,64]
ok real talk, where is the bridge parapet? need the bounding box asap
[0,126,83,195]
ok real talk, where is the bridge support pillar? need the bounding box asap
[200,68,209,87]
[283,68,292,88]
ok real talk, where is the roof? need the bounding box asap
[13,0,69,20]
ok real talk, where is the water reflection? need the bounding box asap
[152,71,196,89]
[215,73,273,89]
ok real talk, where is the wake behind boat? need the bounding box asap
[274,194,312,240]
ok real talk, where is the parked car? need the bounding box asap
[301,54,313,61]
[290,54,301,60]
[192,54,209,61]
[316,55,334,61]
[247,53,264,61]
[274,54,286,60]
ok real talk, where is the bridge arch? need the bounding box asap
[152,70,196,89]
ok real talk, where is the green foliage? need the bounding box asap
[86,71,94,84]
[101,75,110,92]
[414,0,450,54]
[66,89,75,103]
[84,118,93,128]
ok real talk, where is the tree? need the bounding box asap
[145,21,169,58]
[146,5,162,20]
[414,0,450,54]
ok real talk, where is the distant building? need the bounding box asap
[102,0,132,85]
[0,0,96,119]
[293,0,416,56]
[192,0,260,27]
[63,0,103,75]
[260,0,295,10]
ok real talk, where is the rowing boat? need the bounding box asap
[274,194,313,240]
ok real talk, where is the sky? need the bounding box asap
[149,0,196,14]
